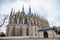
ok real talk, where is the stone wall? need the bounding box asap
[47,30,54,38]
[38,30,55,38]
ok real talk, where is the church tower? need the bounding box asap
[28,6,33,16]
[29,6,31,14]
[21,6,25,14]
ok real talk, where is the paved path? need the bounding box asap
[0,36,60,40]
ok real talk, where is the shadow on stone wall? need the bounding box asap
[0,32,6,37]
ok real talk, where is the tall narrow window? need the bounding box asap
[9,20,11,24]
[19,17,23,24]
[35,27,36,32]
[35,27,37,36]
[20,27,22,36]
[13,18,17,24]
[12,26,15,36]
[15,18,17,24]
[37,23,39,26]
[24,18,27,24]
[13,15,17,24]
[26,27,29,36]
[34,20,36,25]
[27,20,30,25]
[31,20,33,25]
[7,27,9,36]
[19,17,21,24]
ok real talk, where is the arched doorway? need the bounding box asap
[44,31,48,38]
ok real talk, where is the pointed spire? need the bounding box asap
[28,6,32,16]
[22,5,25,14]
[10,8,13,16]
[29,6,31,14]
[13,10,15,15]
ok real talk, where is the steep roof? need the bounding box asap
[38,27,53,31]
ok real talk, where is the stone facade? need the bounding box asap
[6,6,54,38]
[38,30,54,38]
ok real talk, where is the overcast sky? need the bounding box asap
[0,0,60,33]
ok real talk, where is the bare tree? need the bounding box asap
[0,16,8,27]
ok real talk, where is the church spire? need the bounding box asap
[21,6,25,14]
[13,10,15,15]
[29,6,31,14]
[28,6,32,16]
[10,8,13,16]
